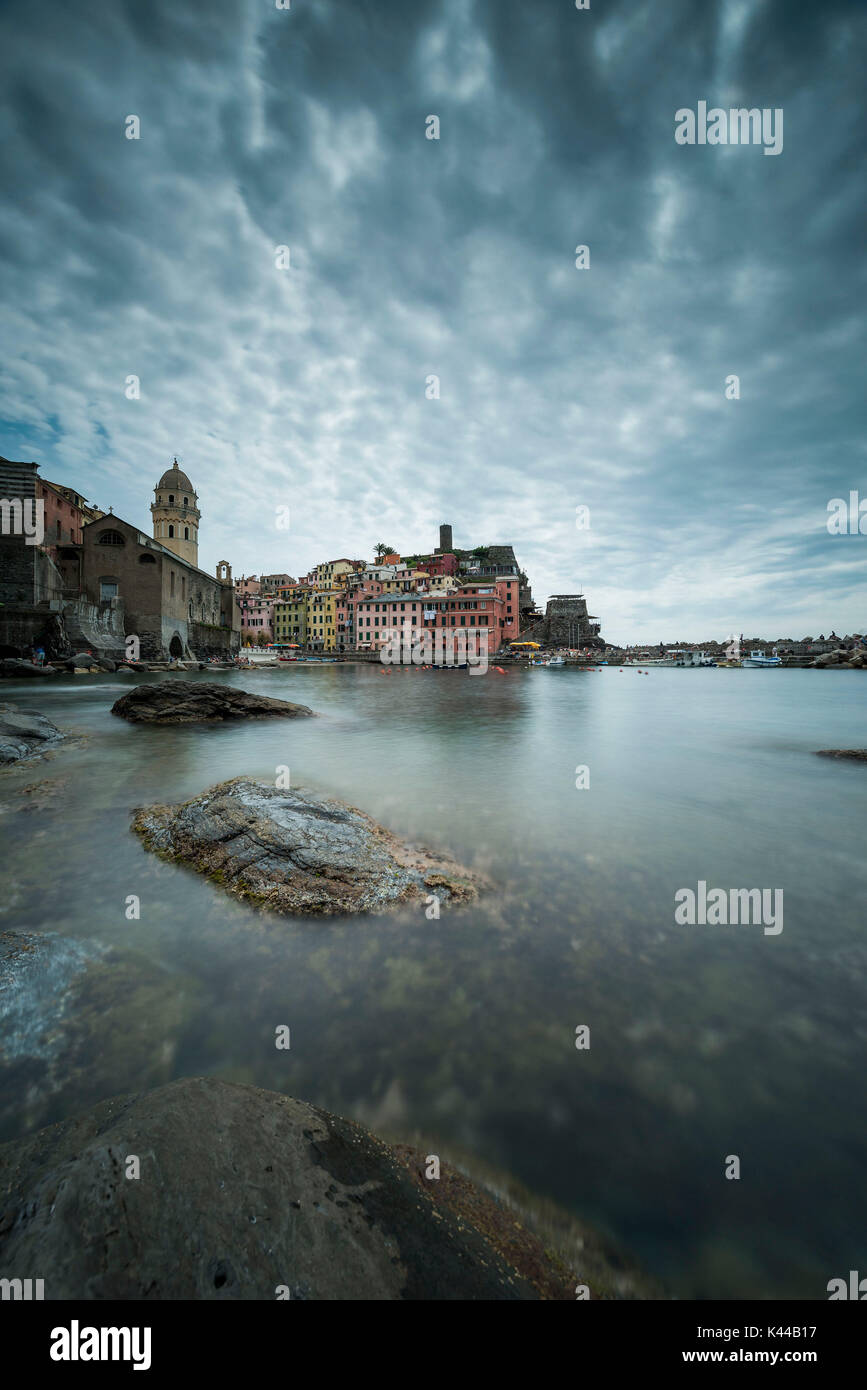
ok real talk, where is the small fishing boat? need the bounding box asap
[741,649,782,668]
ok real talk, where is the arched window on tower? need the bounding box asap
[168,525,174,538]
[168,494,174,504]
[184,527,189,539]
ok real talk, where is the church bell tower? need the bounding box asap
[151,458,200,567]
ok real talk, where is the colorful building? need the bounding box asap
[238,593,274,643]
[234,574,261,598]
[273,587,309,645]
[407,551,458,580]
[312,559,357,590]
[306,586,339,650]
[352,577,519,654]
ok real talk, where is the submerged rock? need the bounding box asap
[132,777,484,916]
[815,749,867,761]
[0,934,202,1139]
[0,703,64,765]
[111,680,314,724]
[0,930,201,1140]
[0,930,101,1062]
[0,1076,556,1299]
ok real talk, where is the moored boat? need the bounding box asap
[742,649,782,668]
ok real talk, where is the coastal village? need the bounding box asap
[0,455,605,670]
[0,453,863,673]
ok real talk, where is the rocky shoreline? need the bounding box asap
[0,678,661,1300]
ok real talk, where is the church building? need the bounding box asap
[80,460,240,661]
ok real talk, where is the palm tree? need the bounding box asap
[374,542,396,560]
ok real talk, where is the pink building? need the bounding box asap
[235,574,261,598]
[415,552,457,580]
[237,593,274,643]
[350,577,519,654]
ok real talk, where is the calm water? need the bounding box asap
[1,664,866,1298]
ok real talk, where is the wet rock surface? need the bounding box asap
[132,778,485,916]
[0,703,65,765]
[111,679,315,723]
[0,658,59,678]
[0,1076,548,1299]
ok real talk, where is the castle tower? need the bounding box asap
[151,459,200,567]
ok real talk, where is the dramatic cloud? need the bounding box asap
[0,0,864,640]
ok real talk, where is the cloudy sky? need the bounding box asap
[1,0,864,642]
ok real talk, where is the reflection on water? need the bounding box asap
[1,664,866,1297]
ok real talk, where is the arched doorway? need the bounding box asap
[169,634,184,658]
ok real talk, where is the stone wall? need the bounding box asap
[0,537,63,607]
[0,606,68,660]
[63,597,127,659]
[187,620,241,659]
[0,535,36,606]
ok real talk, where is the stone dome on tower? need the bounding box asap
[151,458,201,568]
[157,462,194,493]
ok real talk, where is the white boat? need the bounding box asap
[673,650,717,667]
[742,650,782,668]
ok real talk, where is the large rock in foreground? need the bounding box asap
[0,703,64,765]
[111,680,314,723]
[132,778,483,915]
[0,1077,546,1299]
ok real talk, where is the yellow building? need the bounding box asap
[312,559,356,590]
[306,586,340,650]
[274,587,309,645]
[377,568,430,594]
